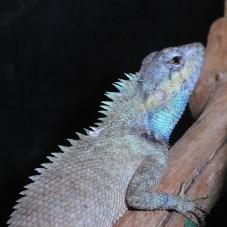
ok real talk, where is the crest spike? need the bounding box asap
[29,175,39,182]
[75,132,87,140]
[41,163,51,169]
[67,139,77,145]
[58,145,70,152]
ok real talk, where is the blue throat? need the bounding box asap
[147,91,190,143]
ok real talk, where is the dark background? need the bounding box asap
[0,0,226,226]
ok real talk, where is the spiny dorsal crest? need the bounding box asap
[14,72,139,203]
[98,73,138,119]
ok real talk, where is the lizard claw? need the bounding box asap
[195,206,209,215]
[178,182,186,197]
[186,195,208,202]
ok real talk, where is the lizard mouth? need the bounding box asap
[180,42,205,93]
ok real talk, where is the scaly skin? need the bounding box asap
[8,43,205,227]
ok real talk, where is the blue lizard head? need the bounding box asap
[139,42,205,143]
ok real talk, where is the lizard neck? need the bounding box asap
[146,90,190,143]
[98,74,190,144]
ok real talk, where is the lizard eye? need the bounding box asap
[169,56,181,65]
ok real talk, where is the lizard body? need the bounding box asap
[8,43,205,226]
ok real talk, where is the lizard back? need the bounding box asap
[8,129,168,227]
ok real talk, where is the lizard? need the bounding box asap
[8,42,206,227]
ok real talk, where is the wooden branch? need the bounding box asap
[190,18,227,118]
[114,5,227,227]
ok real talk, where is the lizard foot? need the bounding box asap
[177,183,208,226]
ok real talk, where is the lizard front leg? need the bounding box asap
[126,156,207,226]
